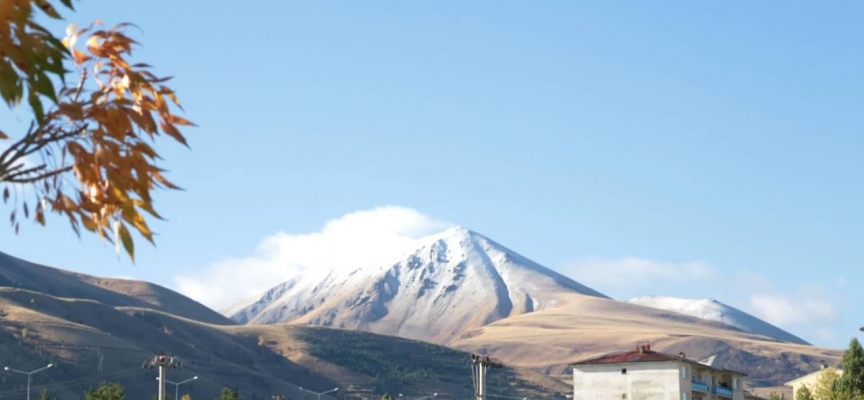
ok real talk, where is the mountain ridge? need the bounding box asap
[229,226,608,343]
[627,295,809,345]
[0,251,233,325]
[0,250,564,399]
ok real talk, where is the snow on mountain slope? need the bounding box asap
[627,295,810,345]
[228,227,608,344]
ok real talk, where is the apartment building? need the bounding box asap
[570,344,747,400]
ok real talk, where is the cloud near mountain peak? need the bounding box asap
[174,206,453,310]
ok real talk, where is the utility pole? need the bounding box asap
[143,355,183,400]
[4,363,53,400]
[471,354,503,400]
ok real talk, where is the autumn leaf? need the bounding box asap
[0,9,193,261]
[117,222,134,262]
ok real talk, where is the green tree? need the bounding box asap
[217,388,239,400]
[768,393,786,400]
[85,382,125,400]
[39,389,51,400]
[813,368,842,400]
[839,338,864,399]
[181,394,192,400]
[796,385,814,400]
[0,0,193,261]
[380,394,394,400]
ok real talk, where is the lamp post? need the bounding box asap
[399,393,439,400]
[299,387,339,400]
[4,364,53,400]
[157,376,198,400]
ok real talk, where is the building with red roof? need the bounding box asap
[569,344,747,400]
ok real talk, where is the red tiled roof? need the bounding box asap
[569,347,747,377]
[571,350,682,365]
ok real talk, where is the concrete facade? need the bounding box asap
[784,368,843,399]
[573,361,682,400]
[571,345,746,400]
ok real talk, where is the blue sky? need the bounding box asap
[1,1,862,348]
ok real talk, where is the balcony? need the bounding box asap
[691,380,708,392]
[712,386,734,397]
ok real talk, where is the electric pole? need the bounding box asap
[143,355,183,400]
[471,354,503,400]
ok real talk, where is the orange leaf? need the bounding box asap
[166,114,195,126]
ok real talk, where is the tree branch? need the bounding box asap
[4,166,72,184]
[0,126,85,179]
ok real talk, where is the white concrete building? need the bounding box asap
[784,366,843,399]
[570,344,747,400]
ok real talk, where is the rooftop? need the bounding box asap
[570,344,747,376]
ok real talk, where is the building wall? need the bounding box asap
[573,362,683,400]
[788,369,843,399]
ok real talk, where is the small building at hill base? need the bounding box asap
[570,344,747,400]
[784,366,843,399]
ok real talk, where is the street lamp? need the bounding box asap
[4,364,53,400]
[299,387,339,400]
[157,376,198,400]
[399,393,438,400]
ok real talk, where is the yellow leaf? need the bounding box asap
[117,222,134,262]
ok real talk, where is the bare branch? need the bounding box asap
[5,166,73,184]
[0,122,38,171]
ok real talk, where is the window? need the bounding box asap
[681,366,688,379]
[682,393,688,400]
[733,378,739,390]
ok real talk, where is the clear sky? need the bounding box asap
[1,1,862,348]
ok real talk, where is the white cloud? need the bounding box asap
[174,206,453,311]
[749,289,837,326]
[562,256,718,293]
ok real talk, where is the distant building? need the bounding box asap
[743,391,769,400]
[784,365,843,399]
[570,344,747,400]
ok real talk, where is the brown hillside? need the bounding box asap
[0,251,232,325]
[0,285,564,400]
[449,294,842,387]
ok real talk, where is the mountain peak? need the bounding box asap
[428,226,480,242]
[627,295,809,345]
[227,227,607,343]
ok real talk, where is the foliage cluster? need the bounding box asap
[0,0,192,261]
[795,339,864,400]
[85,381,125,400]
[218,388,239,400]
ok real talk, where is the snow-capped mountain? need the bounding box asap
[627,295,810,345]
[228,226,608,343]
